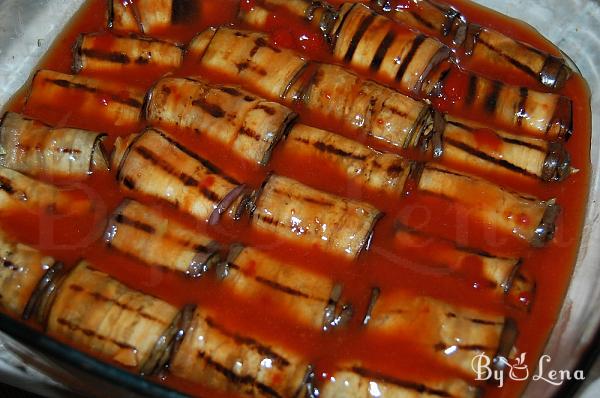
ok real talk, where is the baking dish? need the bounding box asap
[0,0,598,397]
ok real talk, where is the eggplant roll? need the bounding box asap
[26,70,144,127]
[0,113,109,178]
[224,246,352,330]
[108,0,201,34]
[395,224,535,309]
[111,128,243,224]
[319,366,479,398]
[105,200,220,277]
[413,164,559,246]
[285,124,411,194]
[250,175,382,259]
[73,32,183,74]
[145,77,297,165]
[372,0,572,89]
[0,231,57,317]
[441,117,572,182]
[188,28,439,151]
[367,291,515,375]
[425,65,573,141]
[0,167,89,215]
[46,261,183,374]
[170,306,311,398]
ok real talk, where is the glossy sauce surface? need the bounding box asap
[0,1,591,397]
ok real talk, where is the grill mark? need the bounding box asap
[408,9,436,31]
[254,104,276,115]
[134,55,150,65]
[370,30,395,71]
[255,214,282,227]
[384,104,409,119]
[253,275,312,299]
[343,13,377,64]
[332,3,358,48]
[122,177,136,190]
[204,317,290,367]
[253,36,282,54]
[386,162,406,174]
[57,318,137,351]
[271,188,335,207]
[350,367,452,397]
[133,146,221,202]
[114,213,156,234]
[477,38,537,78]
[66,284,165,324]
[57,147,82,155]
[238,126,262,141]
[466,317,503,326]
[235,61,268,76]
[47,78,142,108]
[517,87,528,127]
[196,351,282,398]
[465,74,477,105]
[484,80,503,114]
[395,34,425,83]
[80,48,130,64]
[1,258,18,271]
[191,98,226,118]
[444,137,536,178]
[446,120,546,151]
[218,86,242,97]
[0,176,15,194]
[312,141,368,161]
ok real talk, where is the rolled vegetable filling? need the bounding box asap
[108,0,201,34]
[284,124,411,194]
[319,365,479,398]
[26,70,145,128]
[0,231,57,318]
[170,306,312,398]
[111,128,244,224]
[46,261,185,375]
[105,199,220,277]
[72,32,183,75]
[0,167,89,215]
[367,290,516,376]
[0,113,109,179]
[248,174,382,259]
[371,0,573,89]
[223,245,352,331]
[145,77,297,165]
[394,224,536,310]
[412,164,559,246]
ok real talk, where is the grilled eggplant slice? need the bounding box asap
[0,167,89,214]
[285,124,411,194]
[0,113,108,178]
[105,199,220,277]
[367,290,515,375]
[170,306,311,398]
[73,32,183,74]
[111,128,243,223]
[145,77,297,165]
[394,223,535,309]
[224,245,351,330]
[26,70,144,127]
[372,0,572,90]
[412,164,559,246]
[108,0,201,34]
[249,175,382,259]
[46,261,181,373]
[319,365,479,398]
[0,231,57,317]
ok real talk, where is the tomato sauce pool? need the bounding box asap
[0,1,591,397]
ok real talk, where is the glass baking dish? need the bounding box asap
[0,0,598,397]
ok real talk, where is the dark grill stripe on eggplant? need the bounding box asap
[0,113,109,178]
[170,306,310,398]
[367,289,515,376]
[111,128,243,223]
[46,261,181,372]
[248,174,382,259]
[0,231,57,318]
[108,0,201,34]
[26,70,145,128]
[371,0,572,89]
[73,32,183,74]
[145,77,297,165]
[319,365,479,398]
[105,200,220,277]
